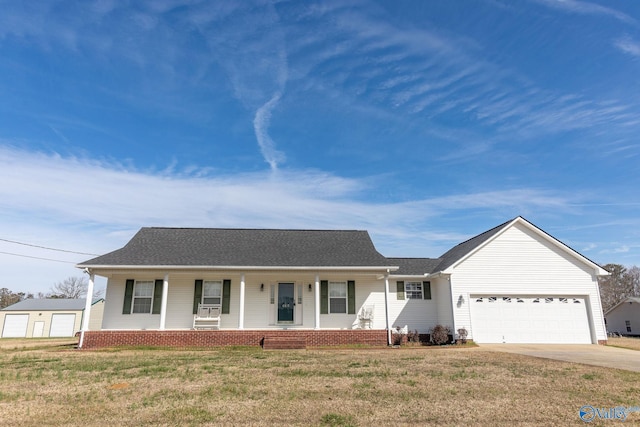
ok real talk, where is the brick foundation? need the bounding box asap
[79,329,388,349]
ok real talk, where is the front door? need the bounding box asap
[278,283,295,323]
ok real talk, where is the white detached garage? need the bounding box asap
[431,217,608,344]
[0,298,104,338]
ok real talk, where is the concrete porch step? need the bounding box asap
[262,336,307,350]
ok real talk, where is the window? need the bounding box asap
[626,320,632,333]
[545,297,554,303]
[476,297,483,302]
[329,281,347,313]
[405,282,423,299]
[516,298,524,303]
[503,297,512,303]
[132,281,154,313]
[488,297,497,303]
[559,298,568,303]
[203,281,222,305]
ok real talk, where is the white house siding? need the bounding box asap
[433,276,454,328]
[448,223,606,343]
[386,279,440,334]
[100,271,393,331]
[606,301,640,335]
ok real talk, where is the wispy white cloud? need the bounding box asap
[614,36,640,57]
[532,0,637,25]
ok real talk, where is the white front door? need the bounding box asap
[470,295,592,344]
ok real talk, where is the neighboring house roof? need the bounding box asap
[604,297,640,315]
[387,258,442,276]
[78,228,393,269]
[1,298,102,311]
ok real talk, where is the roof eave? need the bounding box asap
[77,264,399,272]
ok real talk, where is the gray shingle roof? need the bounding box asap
[2,298,88,311]
[78,228,392,268]
[387,258,442,276]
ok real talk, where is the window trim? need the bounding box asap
[132,280,155,314]
[328,281,347,314]
[202,280,223,306]
[404,281,423,300]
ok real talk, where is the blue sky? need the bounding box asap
[1,0,639,295]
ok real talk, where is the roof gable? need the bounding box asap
[78,228,391,269]
[604,297,640,315]
[433,217,608,276]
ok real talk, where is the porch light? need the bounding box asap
[458,295,465,304]
[308,283,312,292]
[260,283,264,292]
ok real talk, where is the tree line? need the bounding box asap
[0,276,103,309]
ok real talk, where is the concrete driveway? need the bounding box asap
[481,344,640,372]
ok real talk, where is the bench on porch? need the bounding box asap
[193,304,221,330]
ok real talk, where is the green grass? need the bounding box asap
[1,343,640,426]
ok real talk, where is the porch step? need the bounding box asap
[262,336,307,350]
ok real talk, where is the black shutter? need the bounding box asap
[423,281,431,300]
[347,281,356,314]
[396,281,405,300]
[320,280,328,314]
[122,279,134,314]
[222,279,231,314]
[152,279,163,314]
[193,280,203,314]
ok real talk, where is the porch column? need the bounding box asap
[78,271,95,349]
[384,273,391,345]
[239,274,245,329]
[314,274,320,330]
[159,274,169,330]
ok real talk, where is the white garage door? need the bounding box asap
[50,314,76,337]
[470,296,592,344]
[2,314,29,338]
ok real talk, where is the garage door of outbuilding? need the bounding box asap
[2,314,29,338]
[50,314,77,337]
[470,295,592,344]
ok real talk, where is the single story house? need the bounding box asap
[76,216,608,348]
[0,298,104,338]
[604,297,640,337]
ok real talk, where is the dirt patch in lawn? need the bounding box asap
[0,337,78,350]
[607,336,640,351]
[1,345,639,426]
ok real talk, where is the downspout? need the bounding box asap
[384,271,391,346]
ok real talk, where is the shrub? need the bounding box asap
[407,329,420,343]
[457,328,468,345]
[429,324,451,345]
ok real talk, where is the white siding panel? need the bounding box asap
[386,280,439,334]
[449,223,605,343]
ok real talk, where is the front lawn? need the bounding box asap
[0,344,638,426]
[608,336,640,351]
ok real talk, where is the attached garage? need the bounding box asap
[1,314,29,338]
[49,313,77,337]
[470,295,592,344]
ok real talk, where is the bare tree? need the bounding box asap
[598,264,636,312]
[0,288,32,309]
[50,276,89,299]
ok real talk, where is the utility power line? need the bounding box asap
[0,237,99,256]
[0,251,76,264]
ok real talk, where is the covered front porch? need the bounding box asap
[79,269,396,348]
